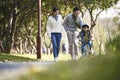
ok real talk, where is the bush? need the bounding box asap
[106,34,120,53]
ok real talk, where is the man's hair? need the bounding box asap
[73,7,80,12]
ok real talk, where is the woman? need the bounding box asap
[46,7,63,62]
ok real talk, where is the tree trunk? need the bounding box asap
[5,1,17,53]
[20,39,23,54]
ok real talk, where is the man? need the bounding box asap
[63,7,83,60]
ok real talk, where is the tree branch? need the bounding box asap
[95,9,104,22]
[17,0,37,16]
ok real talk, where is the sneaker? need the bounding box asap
[54,57,58,62]
[90,48,94,54]
[71,55,75,60]
[75,56,79,60]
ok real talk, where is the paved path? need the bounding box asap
[0,61,54,70]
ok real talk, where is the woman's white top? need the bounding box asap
[46,15,63,38]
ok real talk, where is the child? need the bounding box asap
[78,24,93,55]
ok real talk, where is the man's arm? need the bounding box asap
[78,16,83,29]
[63,15,69,31]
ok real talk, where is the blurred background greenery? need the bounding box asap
[0,0,119,55]
[0,0,120,80]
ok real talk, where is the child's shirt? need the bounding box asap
[79,30,91,42]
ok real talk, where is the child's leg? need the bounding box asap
[88,40,92,50]
[81,43,85,54]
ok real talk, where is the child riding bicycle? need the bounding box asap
[78,23,93,55]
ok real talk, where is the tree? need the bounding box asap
[0,0,37,53]
[0,0,119,54]
[79,0,119,30]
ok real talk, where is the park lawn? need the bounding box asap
[0,53,37,62]
[15,52,120,80]
[11,53,72,61]
[0,53,72,62]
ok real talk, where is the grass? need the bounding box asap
[13,52,120,80]
[0,53,37,62]
[0,53,72,62]
[11,53,72,61]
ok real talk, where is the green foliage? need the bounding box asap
[113,16,119,22]
[0,0,38,53]
[0,0,119,53]
[112,16,120,32]
[106,34,120,53]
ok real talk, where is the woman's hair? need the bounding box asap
[52,7,59,12]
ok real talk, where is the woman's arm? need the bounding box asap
[46,17,52,38]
